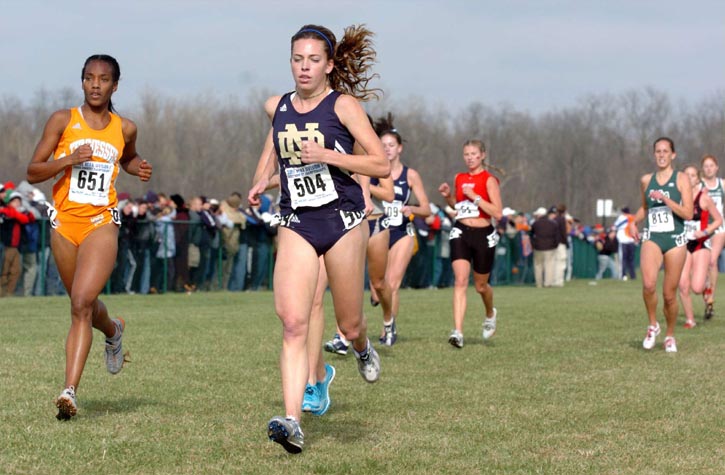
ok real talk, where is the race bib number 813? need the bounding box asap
[647,207,674,233]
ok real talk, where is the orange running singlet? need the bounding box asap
[50,107,125,245]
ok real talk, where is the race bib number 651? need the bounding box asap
[69,161,113,206]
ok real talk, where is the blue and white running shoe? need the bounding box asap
[302,384,321,413]
[313,364,336,416]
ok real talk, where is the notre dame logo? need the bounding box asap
[278,123,325,165]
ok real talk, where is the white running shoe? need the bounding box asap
[664,336,678,353]
[642,323,660,350]
[105,318,127,374]
[482,308,497,340]
[55,387,77,420]
[353,341,380,383]
[448,329,463,348]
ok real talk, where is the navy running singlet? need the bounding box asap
[272,91,364,214]
[380,166,412,229]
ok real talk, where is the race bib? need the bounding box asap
[683,219,698,241]
[675,232,687,247]
[110,208,121,225]
[647,207,674,233]
[406,222,416,237]
[69,161,113,206]
[455,200,479,220]
[487,229,500,248]
[712,195,723,212]
[340,210,366,230]
[712,196,725,232]
[285,163,338,209]
[384,200,404,226]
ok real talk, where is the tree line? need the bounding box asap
[1,86,723,223]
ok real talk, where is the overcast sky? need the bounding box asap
[1,0,723,114]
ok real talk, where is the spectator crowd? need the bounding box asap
[1,177,655,298]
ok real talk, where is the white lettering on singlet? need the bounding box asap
[69,139,119,164]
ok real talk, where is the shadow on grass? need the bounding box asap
[81,396,157,418]
[304,413,366,445]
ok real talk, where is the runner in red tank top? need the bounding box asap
[438,139,503,349]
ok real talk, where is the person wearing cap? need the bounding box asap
[531,206,560,288]
[196,196,220,290]
[633,137,692,353]
[0,191,37,296]
[25,54,152,419]
[439,139,503,348]
[218,192,247,290]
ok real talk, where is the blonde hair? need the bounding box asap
[463,139,506,176]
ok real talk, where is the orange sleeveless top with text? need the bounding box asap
[52,107,125,218]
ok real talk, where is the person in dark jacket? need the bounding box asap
[170,194,191,292]
[595,226,619,280]
[530,207,560,288]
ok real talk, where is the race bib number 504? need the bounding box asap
[285,163,338,209]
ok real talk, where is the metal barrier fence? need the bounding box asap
[402,231,640,288]
[22,218,275,296]
[14,221,639,297]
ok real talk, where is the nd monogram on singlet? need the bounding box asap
[272,90,364,214]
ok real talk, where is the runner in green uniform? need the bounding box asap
[700,154,723,319]
[633,137,693,353]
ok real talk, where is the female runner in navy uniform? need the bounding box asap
[634,137,693,353]
[372,115,430,343]
[247,24,389,454]
[439,140,503,348]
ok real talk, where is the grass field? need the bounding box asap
[2,279,724,474]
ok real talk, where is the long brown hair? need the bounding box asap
[291,24,380,101]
